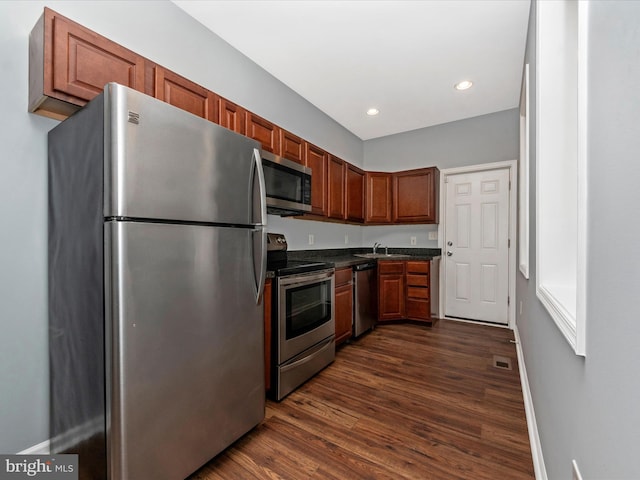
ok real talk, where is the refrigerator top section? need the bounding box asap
[103,83,264,226]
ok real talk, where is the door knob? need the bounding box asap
[447,251,453,256]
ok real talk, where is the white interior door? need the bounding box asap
[444,168,510,324]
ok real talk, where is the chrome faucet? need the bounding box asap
[373,242,381,254]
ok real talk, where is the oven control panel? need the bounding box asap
[267,232,288,252]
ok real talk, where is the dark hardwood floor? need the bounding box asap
[188,320,535,479]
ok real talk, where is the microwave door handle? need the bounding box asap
[252,148,267,226]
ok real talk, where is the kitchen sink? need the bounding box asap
[354,253,411,259]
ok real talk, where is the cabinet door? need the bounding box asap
[378,274,405,321]
[304,143,328,216]
[246,112,280,154]
[328,155,346,220]
[218,97,245,135]
[365,172,393,223]
[264,279,272,392]
[154,67,217,122]
[45,8,145,107]
[334,283,353,345]
[279,129,304,164]
[346,164,365,223]
[393,167,440,223]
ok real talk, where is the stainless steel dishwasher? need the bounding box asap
[353,261,377,337]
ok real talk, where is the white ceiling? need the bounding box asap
[172,0,531,140]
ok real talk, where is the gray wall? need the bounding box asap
[516,1,640,479]
[364,108,519,171]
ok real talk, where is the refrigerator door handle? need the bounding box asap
[253,227,267,304]
[252,148,267,227]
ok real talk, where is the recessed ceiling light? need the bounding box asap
[454,80,473,91]
[366,108,379,116]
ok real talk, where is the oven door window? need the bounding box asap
[285,279,332,339]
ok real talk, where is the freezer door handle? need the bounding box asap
[253,227,267,304]
[252,148,267,226]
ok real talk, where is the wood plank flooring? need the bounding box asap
[188,320,534,479]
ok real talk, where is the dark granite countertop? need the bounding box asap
[287,247,442,269]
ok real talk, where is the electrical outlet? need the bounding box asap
[344,234,349,245]
[572,460,583,480]
[410,236,417,246]
[428,231,438,241]
[308,234,314,245]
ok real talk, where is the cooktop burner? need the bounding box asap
[266,233,333,277]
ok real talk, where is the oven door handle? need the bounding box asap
[278,269,334,288]
[280,337,334,373]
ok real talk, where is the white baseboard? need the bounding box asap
[514,325,548,480]
[18,439,50,455]
[17,416,102,456]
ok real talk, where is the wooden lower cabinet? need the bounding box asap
[405,261,430,321]
[264,279,272,392]
[378,261,405,321]
[378,260,432,323]
[334,267,353,345]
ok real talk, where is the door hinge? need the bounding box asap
[509,180,512,190]
[508,239,511,248]
[508,296,511,305]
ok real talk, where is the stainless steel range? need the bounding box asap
[267,233,335,400]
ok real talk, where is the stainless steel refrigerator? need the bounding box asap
[48,83,267,480]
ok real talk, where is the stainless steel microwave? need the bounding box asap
[261,151,312,216]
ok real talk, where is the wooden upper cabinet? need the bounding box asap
[393,167,440,223]
[328,155,346,220]
[29,8,146,119]
[345,164,365,223]
[279,129,304,164]
[304,143,328,217]
[218,97,246,135]
[153,67,217,122]
[245,112,280,153]
[365,172,393,224]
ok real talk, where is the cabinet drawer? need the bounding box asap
[406,261,429,274]
[407,286,429,300]
[406,299,430,320]
[378,261,404,275]
[335,267,353,286]
[406,274,428,287]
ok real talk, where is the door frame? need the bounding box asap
[437,160,518,329]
